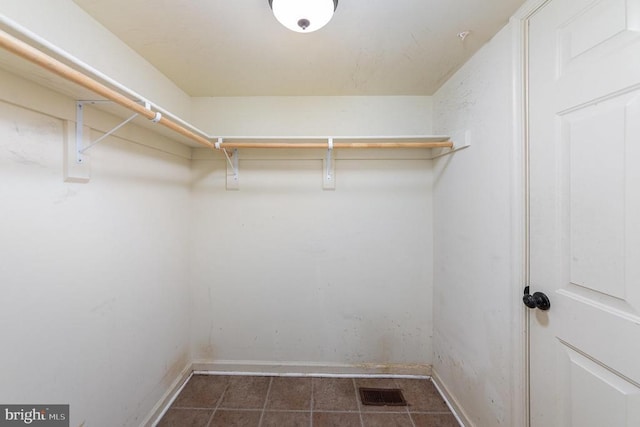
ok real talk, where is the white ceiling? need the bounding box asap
[72,0,525,97]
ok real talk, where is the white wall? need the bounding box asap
[432,24,522,426]
[189,97,435,371]
[191,96,433,136]
[0,73,192,427]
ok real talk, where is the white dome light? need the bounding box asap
[269,0,338,33]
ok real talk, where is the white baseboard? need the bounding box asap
[191,359,432,377]
[431,370,473,427]
[140,364,192,427]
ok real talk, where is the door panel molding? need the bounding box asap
[509,1,553,426]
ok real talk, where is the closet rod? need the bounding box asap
[217,141,454,149]
[0,29,215,150]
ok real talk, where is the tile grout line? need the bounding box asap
[257,376,273,427]
[407,407,417,427]
[205,378,230,427]
[394,378,417,427]
[352,378,365,427]
[309,378,314,427]
[212,409,306,413]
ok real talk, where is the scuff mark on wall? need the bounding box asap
[410,32,422,48]
[354,362,432,376]
[89,298,117,316]
[53,187,79,205]
[198,342,216,360]
[13,120,59,137]
[8,149,46,168]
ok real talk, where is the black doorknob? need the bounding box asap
[523,286,550,311]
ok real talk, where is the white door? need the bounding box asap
[528,0,640,425]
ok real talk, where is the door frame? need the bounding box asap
[509,1,552,426]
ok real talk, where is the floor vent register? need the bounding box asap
[358,387,407,406]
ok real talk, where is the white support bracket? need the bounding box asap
[428,143,471,159]
[64,119,91,183]
[323,138,336,190]
[67,100,162,182]
[75,100,117,164]
[428,130,471,160]
[75,101,86,164]
[78,111,138,159]
[216,138,239,190]
[75,100,160,164]
[226,149,239,190]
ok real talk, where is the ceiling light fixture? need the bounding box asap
[268,0,338,33]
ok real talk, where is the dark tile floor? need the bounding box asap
[157,374,459,427]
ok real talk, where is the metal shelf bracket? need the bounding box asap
[323,138,336,190]
[427,143,471,159]
[428,130,471,160]
[216,138,239,190]
[75,100,163,164]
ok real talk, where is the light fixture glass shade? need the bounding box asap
[270,0,338,33]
